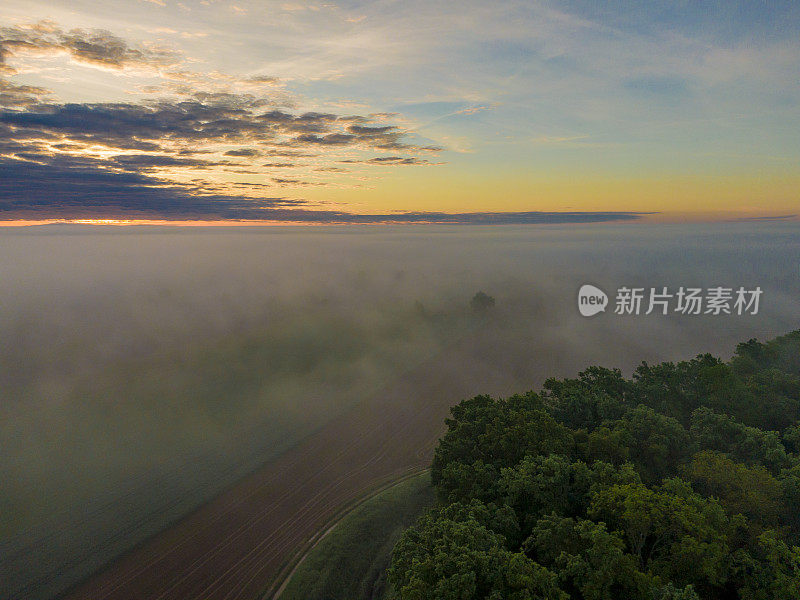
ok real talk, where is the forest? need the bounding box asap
[388,330,800,599]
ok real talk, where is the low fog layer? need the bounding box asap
[1,222,798,599]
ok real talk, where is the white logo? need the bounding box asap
[575,285,762,316]
[578,284,608,317]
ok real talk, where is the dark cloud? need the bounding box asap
[342,156,440,166]
[1,100,431,152]
[347,124,397,135]
[253,110,340,134]
[111,154,233,171]
[293,133,356,145]
[733,214,797,222]
[0,153,649,223]
[337,115,368,124]
[368,156,432,165]
[263,149,318,157]
[218,209,649,224]
[0,155,651,223]
[271,177,325,186]
[0,102,273,144]
[177,149,214,155]
[369,211,652,224]
[224,148,260,157]
[0,156,298,220]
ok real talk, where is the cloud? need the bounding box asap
[263,149,318,157]
[224,148,261,157]
[0,87,445,219]
[0,156,299,220]
[341,156,441,165]
[1,102,270,143]
[0,21,181,73]
[110,154,234,171]
[293,132,355,145]
[0,18,459,222]
[0,100,433,153]
[347,124,397,135]
[0,154,648,224]
[732,214,798,222]
[0,79,51,107]
[454,105,493,116]
[246,75,280,85]
[362,211,651,225]
[271,177,325,186]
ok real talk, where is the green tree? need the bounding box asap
[588,479,734,592]
[497,454,639,537]
[431,393,572,493]
[683,450,782,528]
[730,333,800,430]
[542,367,630,431]
[388,505,564,600]
[589,405,695,484]
[577,425,630,467]
[778,464,800,540]
[436,459,500,505]
[650,583,701,600]
[629,354,722,425]
[732,529,800,600]
[731,331,800,379]
[782,424,800,455]
[524,514,653,600]
[690,407,790,473]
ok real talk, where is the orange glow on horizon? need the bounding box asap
[0,219,332,227]
[0,212,796,227]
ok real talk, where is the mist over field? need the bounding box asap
[1,222,799,599]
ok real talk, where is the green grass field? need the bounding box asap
[279,472,434,600]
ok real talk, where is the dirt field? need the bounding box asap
[58,305,757,600]
[60,333,503,600]
[56,308,685,600]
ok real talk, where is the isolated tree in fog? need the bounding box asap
[470,291,495,313]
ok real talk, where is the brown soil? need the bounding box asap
[62,350,469,600]
[61,324,580,600]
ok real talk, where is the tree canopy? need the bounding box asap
[389,330,800,599]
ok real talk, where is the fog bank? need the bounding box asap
[1,222,798,599]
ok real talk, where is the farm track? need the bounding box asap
[60,334,490,600]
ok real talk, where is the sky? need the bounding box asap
[0,0,798,224]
